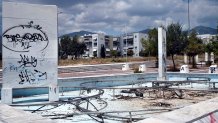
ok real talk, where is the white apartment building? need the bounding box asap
[120,32,148,57]
[197,34,217,44]
[105,35,113,57]
[80,32,147,58]
[112,36,122,54]
[81,34,113,57]
[197,34,217,62]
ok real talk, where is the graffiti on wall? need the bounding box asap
[3,21,49,52]
[3,21,49,85]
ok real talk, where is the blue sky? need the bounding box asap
[2,0,218,36]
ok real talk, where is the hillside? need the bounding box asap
[62,30,95,37]
[191,26,217,35]
[61,26,217,38]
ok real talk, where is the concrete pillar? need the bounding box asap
[139,64,146,72]
[1,88,12,104]
[180,65,189,73]
[205,52,208,62]
[157,27,167,81]
[209,65,217,73]
[122,63,130,71]
[195,55,199,64]
[49,85,59,102]
[211,52,214,64]
[184,54,188,64]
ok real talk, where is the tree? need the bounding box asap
[72,35,86,59]
[205,37,218,63]
[141,28,158,60]
[211,22,218,56]
[139,50,146,57]
[100,45,106,58]
[205,42,214,62]
[60,36,72,56]
[212,41,218,56]
[185,31,204,68]
[166,23,188,70]
[70,36,78,58]
[93,51,97,57]
[77,42,86,57]
[213,41,218,62]
[60,35,86,59]
[216,21,218,41]
[127,49,134,56]
[58,40,63,59]
[110,50,118,57]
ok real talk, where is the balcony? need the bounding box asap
[84,39,92,42]
[113,47,118,50]
[85,42,92,48]
[93,42,97,47]
[123,35,134,39]
[113,38,119,42]
[124,43,134,47]
[105,36,110,39]
[93,38,97,42]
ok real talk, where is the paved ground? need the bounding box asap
[58,66,210,78]
[58,69,133,78]
[0,104,56,123]
[57,61,211,78]
[138,96,218,123]
[0,62,216,123]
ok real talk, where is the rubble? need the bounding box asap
[150,102,172,107]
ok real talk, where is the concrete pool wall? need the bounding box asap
[0,72,218,98]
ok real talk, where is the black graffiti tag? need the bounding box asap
[18,54,37,67]
[19,69,47,84]
[3,21,49,52]
[4,33,47,50]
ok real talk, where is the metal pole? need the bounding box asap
[86,99,89,109]
[125,25,128,62]
[61,87,64,96]
[113,89,115,100]
[188,0,190,33]
[129,112,132,123]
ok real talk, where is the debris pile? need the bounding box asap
[150,102,172,107]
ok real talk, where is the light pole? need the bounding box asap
[125,25,128,62]
[188,0,190,33]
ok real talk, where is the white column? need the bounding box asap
[49,84,59,102]
[1,88,12,104]
[211,52,214,64]
[2,2,59,103]
[205,52,208,61]
[184,54,188,64]
[195,55,199,64]
[157,27,167,81]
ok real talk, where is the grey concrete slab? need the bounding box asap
[0,104,56,123]
[137,97,218,123]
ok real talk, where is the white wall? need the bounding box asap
[2,2,58,88]
[133,33,147,57]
